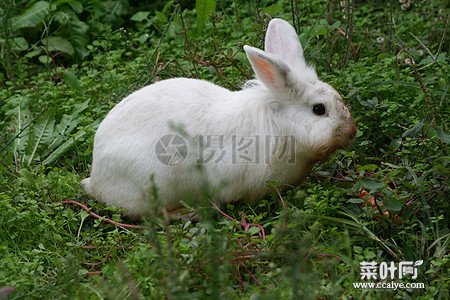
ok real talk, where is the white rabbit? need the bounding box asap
[81,18,356,217]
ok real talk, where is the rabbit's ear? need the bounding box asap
[264,18,305,67]
[244,45,291,93]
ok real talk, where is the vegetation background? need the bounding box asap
[0,0,448,299]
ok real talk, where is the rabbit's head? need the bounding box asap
[244,19,356,162]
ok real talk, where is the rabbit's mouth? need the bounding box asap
[309,122,356,162]
[335,122,357,150]
[309,144,333,162]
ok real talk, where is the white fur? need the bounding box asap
[81,18,356,217]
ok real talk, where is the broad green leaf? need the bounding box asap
[103,0,128,23]
[196,0,216,31]
[360,178,385,192]
[436,53,447,63]
[12,1,50,30]
[38,55,51,64]
[131,11,150,22]
[42,100,90,157]
[347,87,359,98]
[10,96,33,159]
[383,199,403,211]
[64,71,81,91]
[18,169,37,191]
[137,33,150,44]
[12,37,29,51]
[383,162,400,169]
[262,3,283,15]
[363,248,376,259]
[330,20,342,30]
[24,109,56,165]
[54,11,89,58]
[351,180,363,193]
[155,11,167,24]
[41,37,75,55]
[23,124,36,164]
[62,19,89,58]
[68,1,83,13]
[162,0,174,14]
[247,226,260,235]
[42,127,91,165]
[356,164,378,171]
[436,128,450,144]
[315,25,327,36]
[402,120,424,138]
[347,198,364,204]
[25,47,41,58]
[353,246,363,254]
[54,10,71,25]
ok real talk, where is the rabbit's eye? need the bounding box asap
[312,104,326,116]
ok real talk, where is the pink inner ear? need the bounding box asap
[253,56,276,85]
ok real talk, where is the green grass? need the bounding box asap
[0,0,449,299]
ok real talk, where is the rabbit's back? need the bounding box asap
[103,78,231,132]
